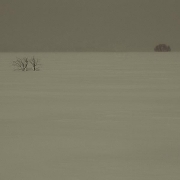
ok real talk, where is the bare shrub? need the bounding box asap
[29,56,40,71]
[13,57,29,71]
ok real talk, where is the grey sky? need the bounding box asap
[0,0,180,52]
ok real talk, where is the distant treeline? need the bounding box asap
[154,44,171,52]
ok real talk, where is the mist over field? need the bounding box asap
[0,52,180,180]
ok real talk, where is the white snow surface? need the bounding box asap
[0,52,180,180]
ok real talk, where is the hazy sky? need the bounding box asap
[0,0,180,52]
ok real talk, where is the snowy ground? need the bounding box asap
[0,52,180,180]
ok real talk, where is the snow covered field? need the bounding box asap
[0,52,180,180]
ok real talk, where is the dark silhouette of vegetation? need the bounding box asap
[154,44,171,52]
[29,56,40,71]
[13,57,28,71]
[13,57,40,71]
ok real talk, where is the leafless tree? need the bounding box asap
[29,56,40,71]
[13,57,29,71]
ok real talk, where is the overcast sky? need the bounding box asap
[0,0,180,52]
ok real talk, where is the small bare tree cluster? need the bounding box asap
[13,57,40,71]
